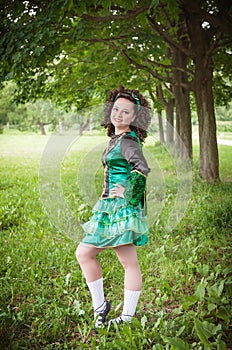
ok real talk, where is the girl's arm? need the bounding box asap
[120,136,150,206]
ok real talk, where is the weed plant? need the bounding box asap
[0,135,231,349]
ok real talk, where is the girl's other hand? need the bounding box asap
[110,184,125,198]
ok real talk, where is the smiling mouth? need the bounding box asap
[114,118,123,123]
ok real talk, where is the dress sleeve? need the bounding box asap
[120,136,150,207]
[120,136,150,176]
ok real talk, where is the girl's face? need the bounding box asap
[110,98,136,129]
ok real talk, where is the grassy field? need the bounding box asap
[0,133,231,349]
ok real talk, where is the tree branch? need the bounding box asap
[70,34,131,47]
[81,4,150,23]
[212,38,232,51]
[148,88,156,105]
[147,15,193,58]
[160,5,175,29]
[83,34,130,43]
[156,85,168,107]
[70,35,172,84]
[178,0,232,34]
[120,48,169,83]
[163,82,174,96]
[143,57,194,77]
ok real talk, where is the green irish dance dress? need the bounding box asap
[81,130,150,248]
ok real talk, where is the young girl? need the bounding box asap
[76,86,151,330]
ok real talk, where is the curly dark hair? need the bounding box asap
[101,86,151,143]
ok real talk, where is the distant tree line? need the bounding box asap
[0,81,102,135]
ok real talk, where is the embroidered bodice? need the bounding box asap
[101,131,150,208]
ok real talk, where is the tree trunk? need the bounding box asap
[79,120,89,136]
[59,120,63,135]
[175,104,180,152]
[165,97,174,145]
[172,47,192,159]
[79,123,84,136]
[155,85,174,145]
[157,111,165,144]
[39,121,46,135]
[187,13,219,181]
[194,57,219,180]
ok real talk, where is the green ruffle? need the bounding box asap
[81,197,148,247]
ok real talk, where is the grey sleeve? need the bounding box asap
[120,136,150,176]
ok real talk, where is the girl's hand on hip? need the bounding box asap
[110,184,125,198]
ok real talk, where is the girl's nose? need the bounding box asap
[115,109,122,118]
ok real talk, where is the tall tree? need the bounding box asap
[147,0,232,179]
[177,0,232,180]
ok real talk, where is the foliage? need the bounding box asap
[0,81,98,134]
[1,0,232,180]
[213,48,232,106]
[216,102,232,121]
[0,0,231,106]
[0,134,231,349]
[0,82,17,132]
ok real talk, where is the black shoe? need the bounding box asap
[94,300,111,330]
[106,314,133,326]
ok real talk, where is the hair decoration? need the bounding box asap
[114,91,141,111]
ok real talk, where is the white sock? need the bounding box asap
[86,277,105,317]
[121,289,141,321]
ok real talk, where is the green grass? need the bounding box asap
[0,134,231,349]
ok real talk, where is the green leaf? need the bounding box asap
[5,71,13,80]
[101,0,111,10]
[207,281,225,299]
[195,281,207,301]
[66,0,73,11]
[34,46,45,57]
[176,326,185,337]
[207,303,216,312]
[194,318,221,347]
[12,52,21,63]
[149,0,159,10]
[140,314,147,329]
[217,280,225,296]
[162,336,190,350]
[217,306,231,322]
[182,295,198,309]
[223,266,232,276]
[152,345,164,350]
[217,340,227,350]
[197,263,209,277]
[194,319,211,347]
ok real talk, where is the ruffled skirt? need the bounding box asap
[81,197,148,248]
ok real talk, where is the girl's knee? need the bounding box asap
[75,244,98,264]
[119,256,140,270]
[114,245,140,270]
[75,245,86,264]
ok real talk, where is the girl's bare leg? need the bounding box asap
[76,243,105,282]
[110,244,142,323]
[114,244,142,290]
[76,244,110,326]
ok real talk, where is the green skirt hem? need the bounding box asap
[81,197,148,248]
[81,231,148,248]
